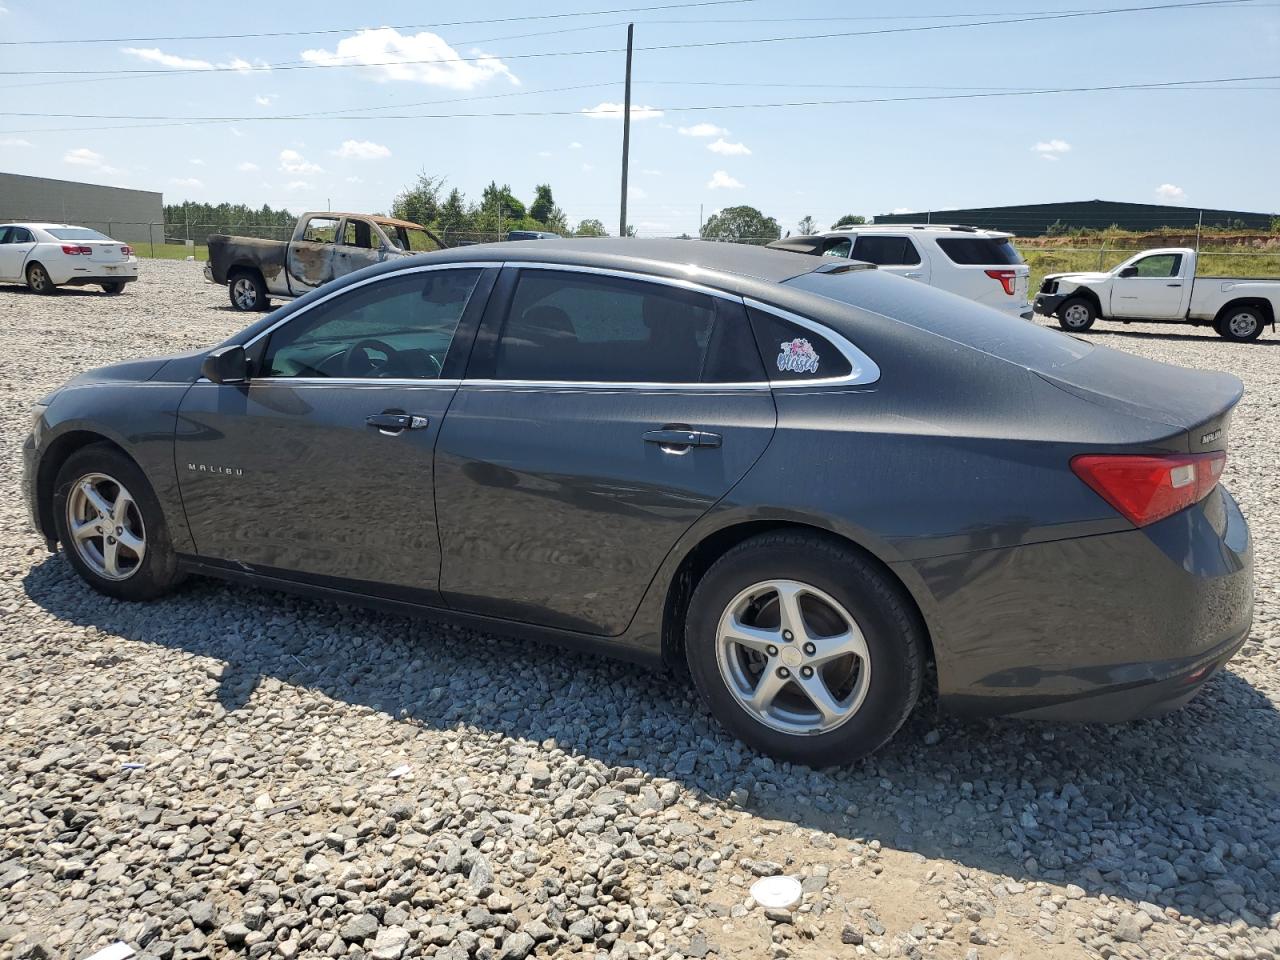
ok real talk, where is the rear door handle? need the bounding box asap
[643,428,722,449]
[366,412,429,434]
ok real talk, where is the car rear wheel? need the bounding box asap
[1217,306,1264,342]
[101,281,126,295]
[1057,297,1096,332]
[52,444,183,601]
[685,532,925,766]
[228,270,269,312]
[26,263,56,295]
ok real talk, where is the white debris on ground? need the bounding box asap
[1,259,1277,960]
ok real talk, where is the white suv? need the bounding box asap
[769,225,1032,320]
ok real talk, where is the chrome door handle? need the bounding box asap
[903,272,923,278]
[366,413,429,434]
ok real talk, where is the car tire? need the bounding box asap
[1216,306,1265,343]
[52,444,184,602]
[26,262,57,295]
[1057,297,1096,332]
[684,531,925,767]
[101,282,126,295]
[228,270,269,312]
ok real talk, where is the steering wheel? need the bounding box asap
[342,338,400,377]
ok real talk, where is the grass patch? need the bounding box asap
[139,243,209,262]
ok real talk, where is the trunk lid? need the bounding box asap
[83,240,127,263]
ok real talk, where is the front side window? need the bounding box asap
[261,269,482,379]
[387,226,441,253]
[852,235,921,266]
[300,217,340,244]
[1129,254,1181,278]
[492,270,761,384]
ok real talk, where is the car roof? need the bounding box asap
[418,238,829,287]
[820,224,1014,239]
[302,211,427,230]
[2,223,77,230]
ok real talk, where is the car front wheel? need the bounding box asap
[1057,297,1096,332]
[52,444,183,601]
[685,532,925,766]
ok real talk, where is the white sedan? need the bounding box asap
[0,222,139,295]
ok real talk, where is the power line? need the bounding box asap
[3,73,1275,135]
[0,0,1261,77]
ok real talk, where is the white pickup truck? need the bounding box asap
[1034,247,1280,342]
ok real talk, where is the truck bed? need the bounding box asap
[206,235,288,287]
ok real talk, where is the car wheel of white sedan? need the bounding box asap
[26,263,56,295]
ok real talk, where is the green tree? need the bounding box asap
[529,184,556,225]
[574,218,608,237]
[436,188,470,241]
[481,182,526,223]
[700,205,781,244]
[831,213,866,229]
[797,215,817,236]
[391,171,446,226]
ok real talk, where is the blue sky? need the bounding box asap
[0,0,1277,236]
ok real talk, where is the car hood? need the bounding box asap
[61,349,208,389]
[1042,271,1112,284]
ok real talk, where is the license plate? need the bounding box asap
[104,265,119,273]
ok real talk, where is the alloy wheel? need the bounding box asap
[28,266,49,292]
[232,277,258,309]
[715,579,871,736]
[65,472,147,581]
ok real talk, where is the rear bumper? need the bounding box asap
[915,485,1253,721]
[47,259,138,285]
[1034,293,1066,316]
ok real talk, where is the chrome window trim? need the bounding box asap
[459,379,772,393]
[508,260,743,302]
[743,298,881,388]
[242,261,504,350]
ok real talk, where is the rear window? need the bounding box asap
[48,227,112,241]
[935,237,1023,265]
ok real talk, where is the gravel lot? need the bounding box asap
[2,259,1278,960]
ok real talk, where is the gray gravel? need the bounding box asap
[2,260,1278,960]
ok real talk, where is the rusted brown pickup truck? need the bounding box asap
[205,211,443,311]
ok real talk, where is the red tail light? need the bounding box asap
[1071,451,1226,527]
[985,269,1017,295]
[61,244,92,255]
[121,245,133,256]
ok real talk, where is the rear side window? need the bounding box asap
[935,237,1023,265]
[747,307,852,382]
[852,235,921,266]
[492,270,762,384]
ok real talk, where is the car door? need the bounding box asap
[286,215,340,294]
[1108,253,1185,318]
[433,265,777,635]
[331,217,384,280]
[851,235,931,284]
[0,226,36,281]
[174,264,497,600]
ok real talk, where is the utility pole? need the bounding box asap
[619,23,634,238]
[1195,209,1204,255]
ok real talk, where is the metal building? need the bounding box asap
[0,172,164,246]
[871,199,1278,236]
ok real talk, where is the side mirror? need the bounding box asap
[201,344,248,384]
[1118,266,1138,278]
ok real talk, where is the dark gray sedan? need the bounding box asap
[22,239,1253,765]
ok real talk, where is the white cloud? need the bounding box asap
[569,141,582,149]
[707,138,751,156]
[62,147,119,173]
[121,47,268,72]
[582,163,595,173]
[284,180,314,192]
[1033,138,1071,161]
[536,150,553,158]
[279,149,322,174]
[679,122,728,138]
[345,175,363,183]
[333,139,391,160]
[236,161,259,172]
[1156,183,1186,202]
[171,177,203,188]
[891,207,914,215]
[628,186,648,200]
[189,158,205,166]
[229,127,245,138]
[0,137,31,148]
[642,168,661,175]
[581,101,663,120]
[707,170,744,190]
[254,95,276,106]
[301,28,519,90]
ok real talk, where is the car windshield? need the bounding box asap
[48,227,113,241]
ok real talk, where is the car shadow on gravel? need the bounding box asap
[23,554,1280,929]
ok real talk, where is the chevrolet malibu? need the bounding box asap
[23,240,1253,765]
